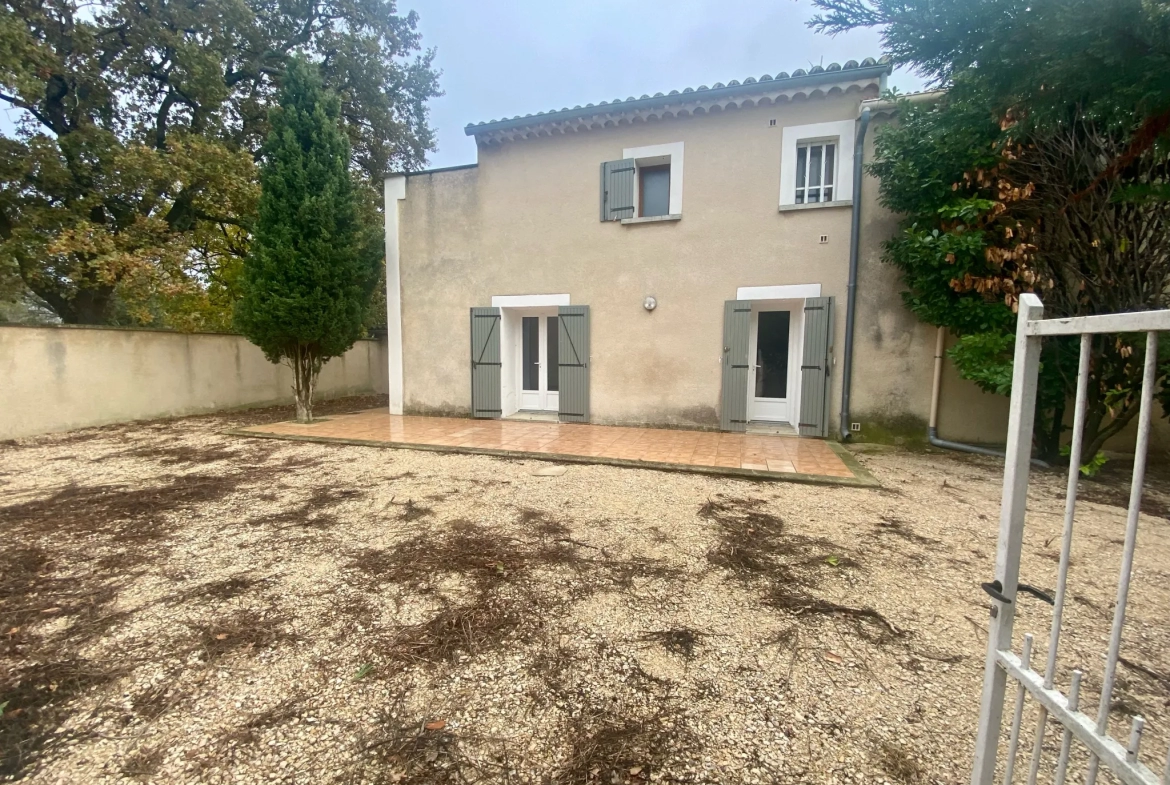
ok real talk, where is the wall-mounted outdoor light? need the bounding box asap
[643,295,657,312]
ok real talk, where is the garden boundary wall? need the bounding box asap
[0,324,388,439]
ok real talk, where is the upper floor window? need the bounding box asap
[600,141,683,223]
[794,141,836,204]
[779,120,855,210]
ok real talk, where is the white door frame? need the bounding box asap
[508,307,560,413]
[746,299,804,424]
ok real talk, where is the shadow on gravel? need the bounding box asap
[700,494,903,644]
[351,694,515,784]
[341,514,685,667]
[0,469,288,778]
[248,486,366,530]
[557,708,683,785]
[639,628,706,660]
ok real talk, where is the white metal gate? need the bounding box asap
[972,293,1170,785]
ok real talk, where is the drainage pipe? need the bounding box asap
[928,326,1003,457]
[927,325,1049,467]
[838,106,872,441]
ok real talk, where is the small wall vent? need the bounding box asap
[819,234,829,244]
[850,422,861,432]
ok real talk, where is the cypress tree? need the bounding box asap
[234,58,381,422]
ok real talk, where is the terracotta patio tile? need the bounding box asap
[238,410,859,482]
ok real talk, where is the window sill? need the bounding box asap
[621,214,682,225]
[777,199,853,213]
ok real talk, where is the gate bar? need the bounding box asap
[996,651,1160,785]
[1128,717,1146,764]
[1025,335,1094,785]
[1086,332,1159,785]
[1046,334,1091,685]
[1053,670,1082,785]
[971,294,1045,785]
[1004,634,1034,784]
[1027,309,1170,336]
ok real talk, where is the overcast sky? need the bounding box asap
[409,0,926,169]
[0,0,926,168]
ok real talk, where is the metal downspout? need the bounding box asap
[928,325,1049,467]
[839,107,871,441]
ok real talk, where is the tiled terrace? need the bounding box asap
[232,409,876,485]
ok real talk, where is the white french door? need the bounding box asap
[746,304,801,424]
[519,313,560,411]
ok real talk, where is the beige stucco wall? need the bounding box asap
[849,113,1012,445]
[0,325,387,439]
[398,87,884,430]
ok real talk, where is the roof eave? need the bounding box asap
[464,63,892,138]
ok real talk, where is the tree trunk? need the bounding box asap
[289,343,323,423]
[1082,400,1141,461]
[70,286,117,325]
[1036,398,1066,463]
[17,258,117,324]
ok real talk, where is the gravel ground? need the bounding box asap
[1,395,1167,784]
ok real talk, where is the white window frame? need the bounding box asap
[736,284,822,300]
[622,141,683,221]
[779,120,855,210]
[794,139,838,205]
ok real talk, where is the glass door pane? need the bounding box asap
[522,317,539,391]
[754,311,791,398]
[546,317,559,391]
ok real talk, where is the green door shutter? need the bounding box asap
[798,297,833,437]
[557,305,590,423]
[720,300,751,432]
[600,159,635,221]
[470,307,501,419]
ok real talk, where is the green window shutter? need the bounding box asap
[798,297,834,437]
[470,307,501,419]
[720,300,751,432]
[600,159,635,221]
[557,305,590,423]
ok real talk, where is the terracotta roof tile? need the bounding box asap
[464,57,891,136]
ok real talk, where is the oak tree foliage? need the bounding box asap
[0,0,438,326]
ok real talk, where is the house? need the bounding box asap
[381,58,1011,443]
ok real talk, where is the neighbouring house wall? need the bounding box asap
[850,112,1012,445]
[397,86,884,431]
[0,325,386,439]
[851,113,1170,456]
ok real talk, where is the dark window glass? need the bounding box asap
[824,143,836,202]
[755,311,791,399]
[795,146,807,203]
[807,144,822,202]
[522,317,539,391]
[547,317,559,392]
[640,165,671,217]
